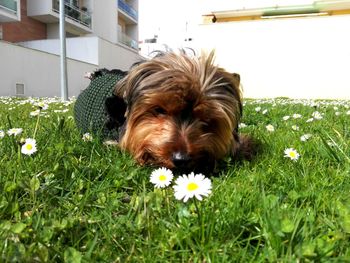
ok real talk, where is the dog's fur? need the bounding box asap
[106,51,255,172]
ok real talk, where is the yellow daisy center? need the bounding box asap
[159,174,167,181]
[187,182,199,191]
[289,152,296,158]
[26,144,33,150]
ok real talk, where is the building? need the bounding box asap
[0,0,142,97]
[197,0,350,99]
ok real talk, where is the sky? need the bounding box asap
[138,0,202,46]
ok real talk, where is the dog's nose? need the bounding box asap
[172,152,191,169]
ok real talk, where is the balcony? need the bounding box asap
[118,0,137,23]
[27,0,92,34]
[52,0,91,29]
[118,30,138,50]
[0,0,19,22]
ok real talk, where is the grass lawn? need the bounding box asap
[1,96,350,262]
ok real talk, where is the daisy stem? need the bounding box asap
[193,198,200,222]
[193,198,204,243]
[6,114,13,129]
[166,190,170,215]
[33,111,41,139]
[18,144,21,163]
[162,189,170,215]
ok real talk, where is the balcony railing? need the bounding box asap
[0,0,17,14]
[118,31,138,50]
[118,0,137,21]
[52,0,92,28]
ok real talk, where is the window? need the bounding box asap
[15,83,25,96]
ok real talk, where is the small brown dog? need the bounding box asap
[105,51,254,172]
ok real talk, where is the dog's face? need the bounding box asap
[113,51,242,172]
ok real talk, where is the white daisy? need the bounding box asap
[312,111,323,120]
[306,118,314,123]
[300,134,312,142]
[292,114,302,119]
[282,116,290,121]
[255,107,261,112]
[0,130,4,138]
[266,124,275,132]
[291,125,299,131]
[54,109,69,113]
[34,102,49,110]
[82,133,93,142]
[239,123,247,129]
[150,167,173,188]
[30,110,41,117]
[7,128,23,136]
[173,172,212,202]
[327,141,337,147]
[262,109,268,115]
[21,138,37,155]
[284,148,300,161]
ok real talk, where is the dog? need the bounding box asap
[104,51,255,172]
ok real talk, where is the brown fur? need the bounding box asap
[111,51,254,172]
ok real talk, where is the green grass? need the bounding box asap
[1,96,350,262]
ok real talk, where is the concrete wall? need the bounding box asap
[197,15,350,99]
[19,37,99,64]
[98,37,142,70]
[91,0,117,44]
[0,41,96,97]
[26,0,51,16]
[18,36,142,68]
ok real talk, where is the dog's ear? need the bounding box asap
[231,73,240,88]
[230,73,260,160]
[113,59,161,112]
[231,134,259,162]
[230,72,242,116]
[105,94,127,130]
[228,72,258,161]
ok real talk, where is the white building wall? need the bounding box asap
[197,15,350,99]
[19,37,99,64]
[0,41,96,97]
[98,38,142,70]
[18,36,143,69]
[26,0,52,16]
[91,0,118,43]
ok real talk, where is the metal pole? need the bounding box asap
[59,0,68,100]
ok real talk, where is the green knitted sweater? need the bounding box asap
[74,69,126,139]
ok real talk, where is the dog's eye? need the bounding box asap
[153,107,167,116]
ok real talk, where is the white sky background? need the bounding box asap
[138,0,201,46]
[138,0,316,46]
